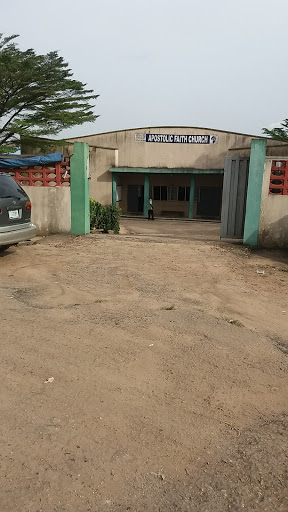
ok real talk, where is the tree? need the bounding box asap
[0,34,98,153]
[263,120,288,142]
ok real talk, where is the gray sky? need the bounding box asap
[2,0,288,137]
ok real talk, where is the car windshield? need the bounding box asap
[0,175,27,199]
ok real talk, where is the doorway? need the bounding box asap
[197,187,222,219]
[127,185,144,213]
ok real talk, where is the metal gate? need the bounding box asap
[220,156,249,239]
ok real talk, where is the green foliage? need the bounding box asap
[0,34,98,153]
[90,199,104,229]
[90,199,121,234]
[105,204,121,234]
[263,119,288,142]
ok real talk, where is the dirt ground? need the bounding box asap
[121,218,221,242]
[0,221,288,512]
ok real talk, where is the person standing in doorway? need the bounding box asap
[148,198,154,220]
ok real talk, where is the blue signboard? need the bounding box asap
[134,133,218,144]
[146,134,218,144]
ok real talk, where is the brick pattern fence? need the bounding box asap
[3,158,70,187]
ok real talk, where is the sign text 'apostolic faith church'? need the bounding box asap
[135,133,219,144]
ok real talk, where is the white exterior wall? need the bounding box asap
[23,186,71,236]
[259,158,288,248]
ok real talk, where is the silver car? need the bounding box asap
[0,173,37,250]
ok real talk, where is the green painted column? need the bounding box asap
[70,142,90,235]
[112,173,117,206]
[188,176,195,219]
[143,174,150,217]
[243,139,267,246]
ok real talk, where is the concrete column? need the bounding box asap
[70,142,90,235]
[112,173,117,206]
[243,139,267,246]
[188,176,195,219]
[143,174,150,217]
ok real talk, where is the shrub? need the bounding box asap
[90,199,121,234]
[90,199,104,229]
[106,204,121,234]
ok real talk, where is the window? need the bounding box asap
[152,185,190,201]
[167,186,177,201]
[153,186,160,200]
[116,186,122,201]
[0,174,27,199]
[178,186,185,201]
[161,186,167,201]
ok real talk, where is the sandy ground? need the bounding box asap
[121,218,221,242]
[0,221,287,512]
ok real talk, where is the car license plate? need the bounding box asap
[9,209,21,220]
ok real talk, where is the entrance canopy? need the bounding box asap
[110,167,224,219]
[109,167,224,175]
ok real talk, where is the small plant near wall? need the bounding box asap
[90,200,103,229]
[105,204,121,234]
[90,199,121,234]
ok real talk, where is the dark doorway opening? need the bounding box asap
[127,185,144,214]
[197,187,222,219]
